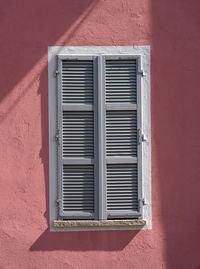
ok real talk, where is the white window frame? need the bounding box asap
[48,46,151,231]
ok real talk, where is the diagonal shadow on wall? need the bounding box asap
[0,0,97,122]
[28,0,139,251]
[33,61,138,251]
[0,0,142,252]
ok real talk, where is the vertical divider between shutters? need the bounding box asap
[136,56,143,217]
[57,56,64,217]
[97,56,107,220]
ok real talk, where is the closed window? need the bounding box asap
[48,47,151,231]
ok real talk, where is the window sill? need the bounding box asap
[53,219,146,229]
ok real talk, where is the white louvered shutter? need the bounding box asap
[57,56,97,219]
[56,54,142,221]
[105,56,142,219]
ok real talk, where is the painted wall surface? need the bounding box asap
[0,0,200,268]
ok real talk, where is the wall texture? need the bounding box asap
[0,0,200,268]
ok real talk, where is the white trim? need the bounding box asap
[48,46,151,231]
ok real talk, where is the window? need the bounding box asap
[48,46,151,231]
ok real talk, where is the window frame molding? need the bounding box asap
[48,46,151,231]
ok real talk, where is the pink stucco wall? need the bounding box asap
[1,0,200,268]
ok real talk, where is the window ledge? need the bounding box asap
[53,219,146,229]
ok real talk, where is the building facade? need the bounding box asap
[0,0,200,268]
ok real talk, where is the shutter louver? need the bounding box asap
[62,60,93,104]
[63,165,94,212]
[62,112,94,158]
[107,164,138,211]
[106,59,137,104]
[105,57,141,219]
[57,57,97,219]
[106,111,137,157]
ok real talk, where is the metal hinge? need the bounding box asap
[138,129,147,144]
[56,198,61,205]
[55,129,61,145]
[142,198,147,205]
[138,70,145,77]
[56,199,62,210]
[54,70,60,77]
[139,198,147,210]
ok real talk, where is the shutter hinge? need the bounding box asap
[142,198,147,205]
[139,198,147,209]
[54,70,60,77]
[56,199,62,209]
[138,129,147,144]
[55,129,61,145]
[138,70,145,77]
[56,199,61,205]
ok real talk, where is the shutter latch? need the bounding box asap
[138,129,147,144]
[55,129,61,145]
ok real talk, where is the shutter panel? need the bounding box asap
[106,111,137,156]
[105,56,142,219]
[106,59,137,103]
[57,56,97,219]
[62,60,93,104]
[63,165,94,212]
[107,164,138,211]
[62,111,94,158]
